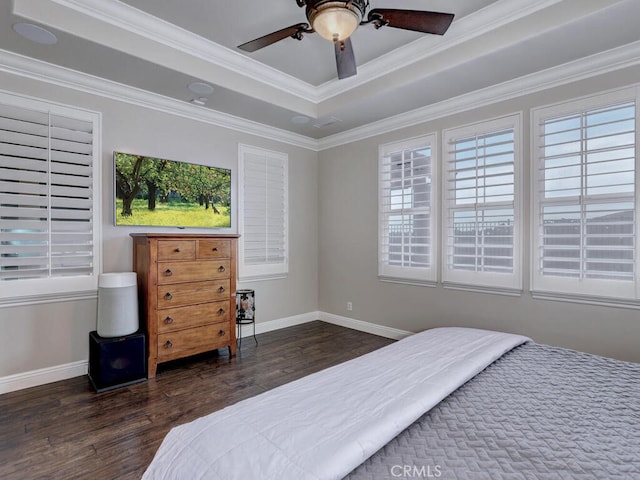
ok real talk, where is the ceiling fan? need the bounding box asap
[238,0,455,80]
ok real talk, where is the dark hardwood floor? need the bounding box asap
[0,321,394,479]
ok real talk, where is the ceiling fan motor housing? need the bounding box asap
[306,0,368,42]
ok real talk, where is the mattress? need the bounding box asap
[345,342,640,479]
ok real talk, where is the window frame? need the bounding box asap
[0,91,102,306]
[442,113,523,292]
[237,143,289,281]
[378,134,437,285]
[531,86,640,302]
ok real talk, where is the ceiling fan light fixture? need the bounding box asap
[309,1,364,42]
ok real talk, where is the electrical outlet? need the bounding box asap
[347,301,353,312]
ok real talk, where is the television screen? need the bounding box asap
[114,152,231,228]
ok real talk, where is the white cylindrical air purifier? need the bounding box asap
[97,272,139,337]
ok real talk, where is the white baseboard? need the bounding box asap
[239,311,320,337]
[1,312,410,394]
[244,311,412,340]
[0,360,87,395]
[318,312,412,340]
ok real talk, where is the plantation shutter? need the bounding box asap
[378,135,436,283]
[443,115,521,290]
[238,144,288,280]
[0,101,96,284]
[532,95,637,299]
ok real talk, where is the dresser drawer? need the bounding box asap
[157,323,231,359]
[157,240,196,261]
[157,259,231,284]
[157,301,230,333]
[197,239,230,259]
[157,280,230,308]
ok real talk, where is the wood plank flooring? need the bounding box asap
[0,321,394,479]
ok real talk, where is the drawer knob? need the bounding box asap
[164,269,173,276]
[217,265,226,273]
[174,248,181,253]
[164,292,173,300]
[218,329,225,337]
[164,340,173,349]
[218,308,225,315]
[164,316,174,324]
[217,286,225,293]
[212,247,219,252]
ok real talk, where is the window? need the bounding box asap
[379,135,436,284]
[0,92,101,304]
[532,88,638,301]
[443,114,522,291]
[238,144,288,280]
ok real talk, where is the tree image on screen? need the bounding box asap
[114,152,231,228]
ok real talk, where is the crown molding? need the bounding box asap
[45,0,319,102]
[53,0,568,105]
[0,38,638,154]
[317,40,640,150]
[17,0,625,118]
[315,0,565,100]
[0,49,319,151]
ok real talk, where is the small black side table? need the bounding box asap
[236,289,257,349]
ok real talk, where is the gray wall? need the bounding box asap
[2,58,639,385]
[318,66,640,363]
[0,71,319,378]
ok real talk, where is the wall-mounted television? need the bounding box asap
[114,152,231,229]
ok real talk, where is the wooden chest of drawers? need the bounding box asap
[131,233,239,378]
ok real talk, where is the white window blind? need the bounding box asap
[443,115,521,291]
[378,135,436,284]
[0,93,100,303]
[238,144,288,280]
[532,89,638,300]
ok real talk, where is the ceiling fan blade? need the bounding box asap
[367,9,455,35]
[238,23,310,52]
[335,37,357,80]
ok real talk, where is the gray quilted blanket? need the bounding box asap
[344,343,640,479]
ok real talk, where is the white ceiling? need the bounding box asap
[2,0,640,141]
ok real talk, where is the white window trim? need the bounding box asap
[237,144,288,281]
[442,113,523,293]
[378,134,437,285]
[0,90,102,306]
[530,86,640,302]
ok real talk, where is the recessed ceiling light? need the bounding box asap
[291,115,310,125]
[187,82,214,96]
[12,23,58,45]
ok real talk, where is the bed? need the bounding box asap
[142,327,640,479]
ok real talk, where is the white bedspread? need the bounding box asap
[142,327,529,480]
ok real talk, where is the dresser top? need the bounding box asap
[130,233,240,239]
